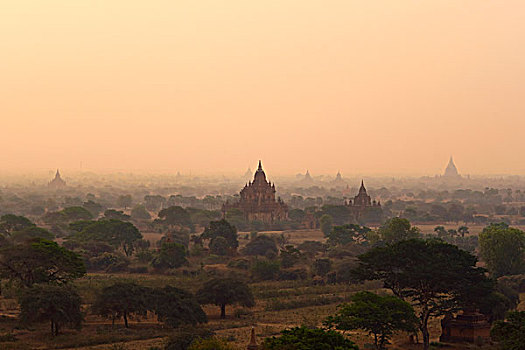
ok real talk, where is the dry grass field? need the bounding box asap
[0,226,516,350]
[0,273,511,350]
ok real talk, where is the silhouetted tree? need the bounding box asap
[196,278,254,319]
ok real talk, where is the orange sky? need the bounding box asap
[1,1,524,176]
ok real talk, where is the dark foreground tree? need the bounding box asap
[0,238,85,287]
[325,291,417,350]
[92,282,149,328]
[19,285,82,336]
[262,326,359,350]
[491,311,525,350]
[353,239,494,350]
[151,286,207,327]
[196,277,254,319]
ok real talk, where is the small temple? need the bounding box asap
[440,310,491,344]
[222,161,288,223]
[48,169,66,188]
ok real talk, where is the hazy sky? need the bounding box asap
[1,1,524,176]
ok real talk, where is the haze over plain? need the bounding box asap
[1,1,524,175]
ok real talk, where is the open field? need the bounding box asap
[0,272,513,350]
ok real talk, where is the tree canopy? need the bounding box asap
[92,282,149,328]
[196,277,254,319]
[262,326,359,350]
[376,217,420,244]
[0,238,85,287]
[352,238,494,350]
[201,219,238,249]
[151,242,187,269]
[69,219,143,256]
[243,235,278,257]
[490,311,525,350]
[19,284,82,336]
[325,291,417,350]
[479,223,525,277]
[157,206,192,227]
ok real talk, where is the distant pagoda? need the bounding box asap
[48,169,66,188]
[443,157,461,178]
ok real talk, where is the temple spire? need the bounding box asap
[258,160,263,171]
[247,327,258,350]
[359,180,367,193]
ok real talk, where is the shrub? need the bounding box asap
[251,259,280,281]
[164,326,214,350]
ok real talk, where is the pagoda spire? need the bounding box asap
[359,180,367,193]
[247,327,258,350]
[258,160,263,171]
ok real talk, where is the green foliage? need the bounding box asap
[353,239,494,350]
[151,242,187,270]
[325,291,417,350]
[262,326,359,350]
[479,223,525,277]
[297,240,326,257]
[93,283,206,329]
[251,259,281,281]
[313,258,332,277]
[89,252,130,272]
[69,219,143,256]
[209,236,229,256]
[92,282,149,327]
[158,206,192,226]
[490,311,525,350]
[0,214,34,237]
[61,206,94,221]
[164,326,214,350]
[18,284,82,336]
[188,338,234,350]
[10,226,54,243]
[320,205,351,225]
[327,224,371,246]
[377,217,420,244]
[320,214,333,236]
[0,238,85,287]
[280,245,302,268]
[196,277,254,319]
[243,234,278,257]
[116,194,133,209]
[83,200,104,217]
[150,286,207,328]
[104,209,131,221]
[131,204,151,220]
[201,219,238,249]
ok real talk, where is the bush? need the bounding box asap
[188,338,234,350]
[89,252,130,272]
[278,268,308,281]
[262,326,358,349]
[251,259,280,281]
[164,326,214,350]
[227,258,250,270]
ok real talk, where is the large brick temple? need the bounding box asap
[222,161,288,223]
